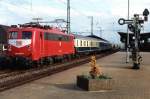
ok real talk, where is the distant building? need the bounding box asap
[0,25,9,51]
[118,32,150,51]
[0,25,9,44]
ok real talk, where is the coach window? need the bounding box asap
[9,31,18,39]
[61,35,65,41]
[65,36,69,41]
[87,41,88,47]
[44,32,48,40]
[97,42,98,46]
[84,41,86,46]
[67,36,70,41]
[81,41,82,46]
[77,40,78,46]
[52,34,57,40]
[22,31,32,39]
[58,35,62,41]
[64,36,67,41]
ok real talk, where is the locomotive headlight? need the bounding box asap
[27,45,31,51]
[8,45,11,51]
[8,48,11,51]
[26,45,30,48]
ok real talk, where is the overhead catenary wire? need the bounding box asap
[0,0,118,33]
[0,0,62,23]
[56,0,89,18]
[56,0,119,33]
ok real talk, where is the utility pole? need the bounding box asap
[126,0,130,63]
[91,16,94,35]
[89,16,94,35]
[67,0,71,34]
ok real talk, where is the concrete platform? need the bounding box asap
[0,52,150,99]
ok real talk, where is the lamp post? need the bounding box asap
[88,16,94,35]
[67,0,70,34]
[126,0,130,63]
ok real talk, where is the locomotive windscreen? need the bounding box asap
[9,31,32,39]
[22,31,32,39]
[9,31,18,39]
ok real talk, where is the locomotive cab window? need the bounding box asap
[22,31,32,39]
[44,32,70,41]
[9,31,18,39]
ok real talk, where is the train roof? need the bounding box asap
[9,23,74,36]
[87,35,110,43]
[74,34,93,39]
[73,34,110,43]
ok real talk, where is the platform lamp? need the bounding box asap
[126,0,130,63]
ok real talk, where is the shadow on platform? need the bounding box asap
[53,83,83,91]
[101,64,132,70]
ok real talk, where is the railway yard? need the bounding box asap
[0,51,149,99]
[0,50,116,92]
[1,0,150,99]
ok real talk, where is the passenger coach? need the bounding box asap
[74,34,112,53]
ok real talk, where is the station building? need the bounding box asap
[118,32,150,51]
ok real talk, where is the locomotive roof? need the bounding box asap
[9,26,73,36]
[8,22,74,36]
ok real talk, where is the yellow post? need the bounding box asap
[89,55,102,78]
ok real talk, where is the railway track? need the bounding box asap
[0,50,118,92]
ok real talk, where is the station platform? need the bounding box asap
[0,52,150,99]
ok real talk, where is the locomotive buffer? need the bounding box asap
[118,9,149,69]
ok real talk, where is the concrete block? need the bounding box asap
[77,75,113,91]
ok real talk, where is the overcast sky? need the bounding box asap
[0,0,150,44]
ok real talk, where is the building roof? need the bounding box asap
[118,32,150,43]
[118,32,150,37]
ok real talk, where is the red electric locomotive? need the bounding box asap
[7,23,75,66]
